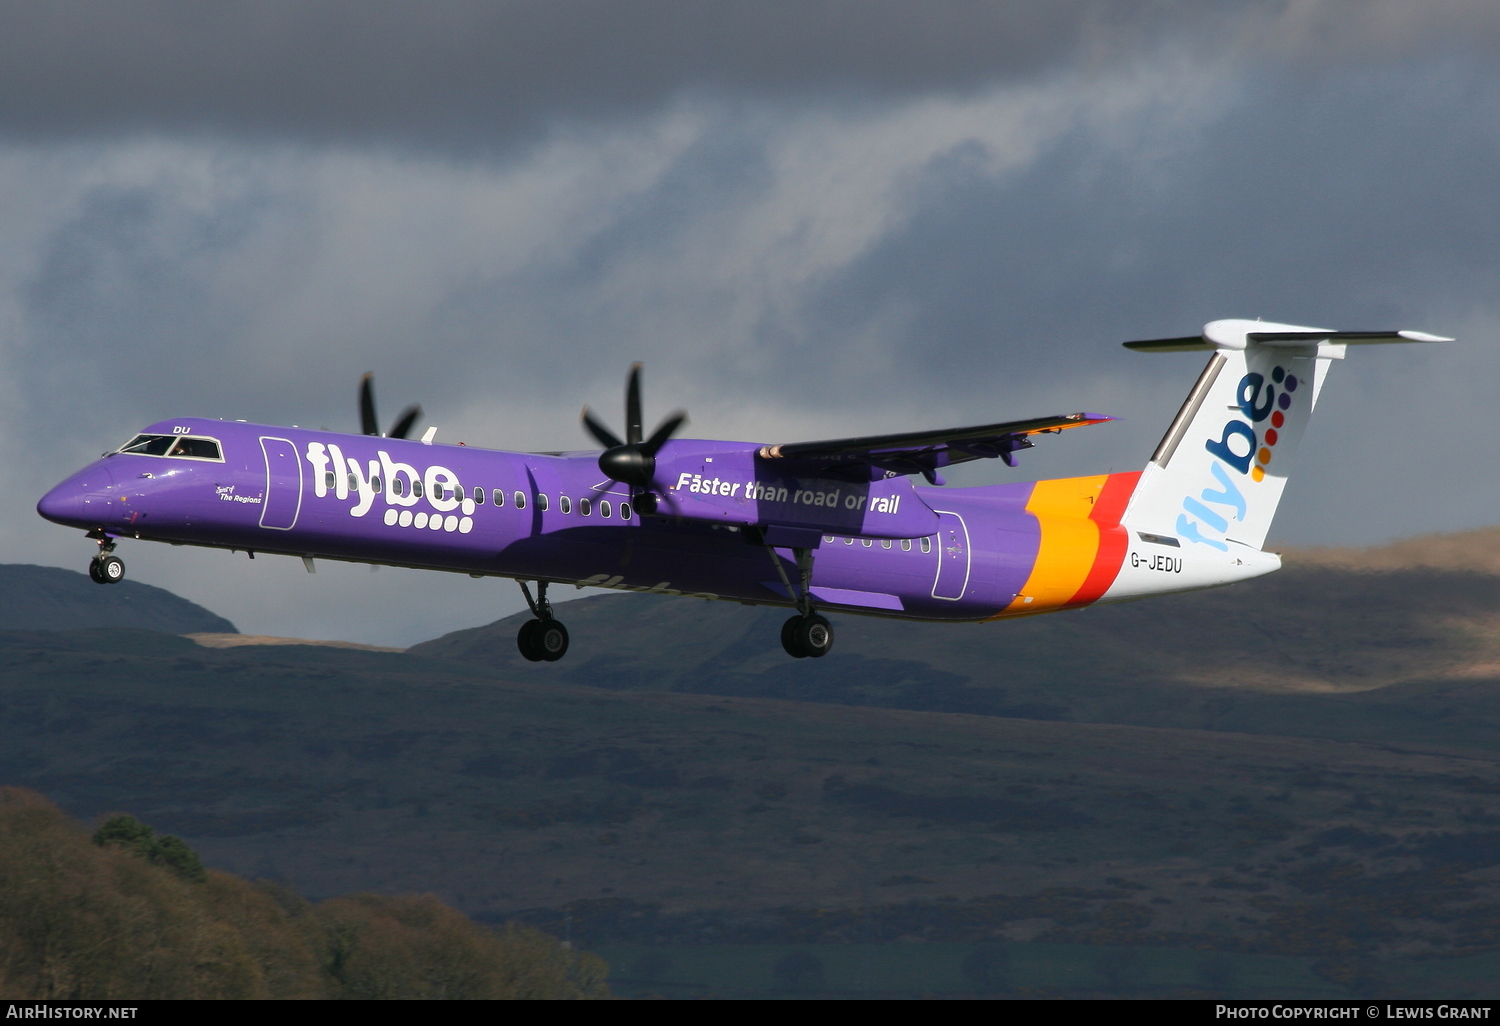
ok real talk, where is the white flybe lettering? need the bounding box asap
[304,442,470,522]
[346,455,378,517]
[675,473,742,497]
[424,466,461,512]
[673,473,902,515]
[327,443,350,501]
[380,451,421,507]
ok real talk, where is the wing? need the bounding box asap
[756,412,1112,483]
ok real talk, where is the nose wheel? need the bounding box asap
[87,536,125,585]
[516,580,569,662]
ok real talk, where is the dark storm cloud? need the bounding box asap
[0,0,1220,144]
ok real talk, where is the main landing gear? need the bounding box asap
[516,580,570,662]
[765,543,835,659]
[781,612,833,659]
[87,535,125,585]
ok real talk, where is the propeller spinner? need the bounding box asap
[581,364,686,508]
[359,373,422,439]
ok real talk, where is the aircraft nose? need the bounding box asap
[37,463,114,527]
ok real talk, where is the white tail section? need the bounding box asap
[1121,319,1449,553]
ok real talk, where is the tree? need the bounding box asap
[92,815,206,882]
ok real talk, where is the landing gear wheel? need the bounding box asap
[781,613,833,658]
[517,618,570,662]
[93,555,125,584]
[781,615,807,659]
[517,619,545,662]
[536,619,569,662]
[794,614,833,658]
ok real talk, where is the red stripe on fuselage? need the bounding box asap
[1066,470,1140,607]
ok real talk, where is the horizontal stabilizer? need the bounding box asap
[1126,320,1452,353]
[1247,329,1453,346]
[759,412,1112,480]
[1122,336,1215,353]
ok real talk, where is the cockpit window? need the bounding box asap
[119,434,176,456]
[116,434,223,461]
[168,437,221,460]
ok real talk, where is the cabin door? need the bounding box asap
[930,511,970,600]
[258,436,303,530]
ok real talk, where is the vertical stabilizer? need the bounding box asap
[1119,319,1448,553]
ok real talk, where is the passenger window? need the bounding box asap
[920,537,931,553]
[325,471,336,489]
[372,476,382,493]
[348,473,357,492]
[538,494,549,512]
[882,539,892,549]
[844,538,854,545]
[559,496,571,514]
[413,481,424,498]
[600,500,611,518]
[580,498,591,516]
[473,486,484,505]
[120,435,176,456]
[492,488,504,507]
[433,484,444,501]
[393,478,405,497]
[514,491,525,509]
[619,502,631,520]
[901,539,912,551]
[824,536,835,543]
[862,539,872,547]
[167,437,221,460]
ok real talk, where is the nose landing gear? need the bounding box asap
[87,536,124,585]
[516,580,569,662]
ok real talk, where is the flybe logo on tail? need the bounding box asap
[1177,365,1300,550]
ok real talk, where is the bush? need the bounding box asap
[319,894,608,999]
[0,789,608,1000]
[94,815,207,882]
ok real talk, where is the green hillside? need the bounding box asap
[0,563,236,634]
[4,528,1500,996]
[410,529,1500,749]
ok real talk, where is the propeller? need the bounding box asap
[359,373,423,439]
[581,363,686,510]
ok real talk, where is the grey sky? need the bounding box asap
[2,1,1496,644]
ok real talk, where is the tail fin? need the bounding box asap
[1120,319,1450,552]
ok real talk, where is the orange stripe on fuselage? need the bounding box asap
[997,471,1141,617]
[1068,470,1141,607]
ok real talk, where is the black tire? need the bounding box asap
[537,619,569,662]
[88,559,106,584]
[516,619,545,662]
[794,614,833,658]
[97,555,125,584]
[781,615,807,659]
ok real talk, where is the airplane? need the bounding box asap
[37,319,1448,661]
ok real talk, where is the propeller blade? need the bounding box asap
[625,363,643,446]
[387,404,422,440]
[359,373,379,436]
[640,411,687,456]
[581,407,624,450]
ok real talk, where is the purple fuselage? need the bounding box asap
[38,417,1068,621]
